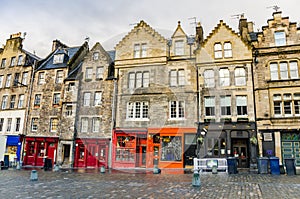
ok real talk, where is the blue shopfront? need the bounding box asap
[4,135,22,167]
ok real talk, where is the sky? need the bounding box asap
[0,0,299,58]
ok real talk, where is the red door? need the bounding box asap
[87,145,97,167]
[47,143,56,166]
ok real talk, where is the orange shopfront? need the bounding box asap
[112,129,147,169]
[147,128,197,172]
[23,137,58,167]
[74,138,110,168]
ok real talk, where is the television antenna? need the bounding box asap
[231,13,245,20]
[267,5,280,12]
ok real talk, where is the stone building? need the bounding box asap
[249,11,300,167]
[0,33,40,167]
[23,40,88,167]
[113,20,198,170]
[195,20,256,169]
[74,42,114,168]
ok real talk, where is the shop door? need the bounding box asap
[87,145,97,167]
[63,144,70,164]
[232,139,248,168]
[136,146,146,167]
[47,143,56,165]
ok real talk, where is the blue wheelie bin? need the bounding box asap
[284,158,296,175]
[257,157,269,174]
[227,157,238,174]
[269,157,280,175]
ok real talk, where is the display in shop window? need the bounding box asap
[161,136,182,161]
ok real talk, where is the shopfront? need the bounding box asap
[5,135,22,167]
[74,138,110,168]
[23,137,58,167]
[147,128,196,171]
[112,129,147,169]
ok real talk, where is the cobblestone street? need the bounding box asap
[1,169,300,199]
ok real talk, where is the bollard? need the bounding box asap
[192,170,201,187]
[100,166,106,173]
[54,164,60,172]
[30,170,38,181]
[153,166,161,174]
[16,161,21,170]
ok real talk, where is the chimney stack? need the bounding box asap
[52,40,68,51]
[195,22,204,46]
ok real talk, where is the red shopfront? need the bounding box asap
[23,137,58,167]
[74,138,110,168]
[147,128,196,171]
[112,129,147,169]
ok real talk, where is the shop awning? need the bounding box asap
[6,136,20,146]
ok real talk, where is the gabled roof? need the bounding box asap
[171,21,187,38]
[202,20,251,49]
[37,46,81,70]
[116,20,167,48]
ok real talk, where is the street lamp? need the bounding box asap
[196,125,207,158]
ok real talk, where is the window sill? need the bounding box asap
[125,118,150,121]
[168,118,186,121]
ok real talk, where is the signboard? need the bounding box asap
[263,133,273,141]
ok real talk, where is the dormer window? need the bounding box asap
[174,40,184,55]
[53,54,64,64]
[274,31,286,46]
[93,52,99,60]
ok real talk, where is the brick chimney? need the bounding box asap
[52,40,68,51]
[195,22,204,46]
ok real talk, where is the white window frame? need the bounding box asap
[219,68,230,86]
[204,96,215,116]
[234,68,246,86]
[236,96,248,116]
[17,55,23,65]
[5,74,11,87]
[15,118,21,132]
[6,118,12,132]
[18,94,24,108]
[92,117,100,132]
[53,93,60,105]
[10,95,16,109]
[169,101,185,119]
[214,43,222,59]
[126,101,149,120]
[204,70,215,88]
[10,57,16,66]
[38,72,45,85]
[174,40,184,55]
[93,52,99,60]
[34,94,41,106]
[220,96,231,116]
[81,117,88,132]
[274,31,286,46]
[83,92,91,106]
[56,70,64,83]
[31,118,38,131]
[0,75,3,88]
[21,72,28,86]
[53,54,64,64]
[50,118,58,132]
[85,68,93,79]
[224,42,232,58]
[1,95,8,109]
[96,66,104,79]
[94,92,102,106]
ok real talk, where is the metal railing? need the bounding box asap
[194,158,228,173]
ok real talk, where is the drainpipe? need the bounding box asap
[109,76,118,168]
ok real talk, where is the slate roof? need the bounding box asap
[107,50,115,61]
[65,62,82,81]
[37,46,81,70]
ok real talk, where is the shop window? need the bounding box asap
[161,136,182,161]
[38,142,45,157]
[207,138,220,157]
[79,144,85,160]
[27,142,35,156]
[99,148,106,161]
[116,135,136,162]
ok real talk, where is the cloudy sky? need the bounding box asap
[0,0,298,58]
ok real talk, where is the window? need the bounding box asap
[236,96,247,115]
[127,101,149,119]
[1,95,8,109]
[175,40,184,55]
[214,43,222,58]
[56,70,64,83]
[94,92,102,106]
[18,94,24,108]
[81,117,88,132]
[220,96,231,116]
[290,61,299,79]
[85,68,92,79]
[204,70,215,88]
[53,93,60,105]
[10,57,16,66]
[224,42,232,58]
[10,95,16,109]
[134,43,147,58]
[92,117,100,132]
[170,69,185,86]
[219,68,230,86]
[21,72,28,86]
[13,73,20,87]
[0,118,3,131]
[31,118,38,131]
[53,54,64,64]
[280,62,288,80]
[273,94,282,116]
[5,74,11,87]
[283,94,292,116]
[65,104,73,116]
[93,52,99,60]
[294,93,300,115]
[17,55,23,65]
[270,61,299,80]
[67,82,75,91]
[161,136,182,161]
[274,31,286,46]
[96,66,104,79]
[204,96,215,116]
[270,63,278,80]
[1,58,6,68]
[34,94,41,106]
[170,101,185,119]
[83,92,91,106]
[128,71,149,88]
[0,75,3,88]
[38,72,45,84]
[6,118,12,132]
[15,118,21,132]
[50,118,58,132]
[235,68,246,86]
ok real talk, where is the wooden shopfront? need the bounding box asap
[112,129,147,168]
[74,138,110,168]
[147,128,196,171]
[23,137,58,167]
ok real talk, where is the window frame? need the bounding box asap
[169,101,185,119]
[31,118,38,131]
